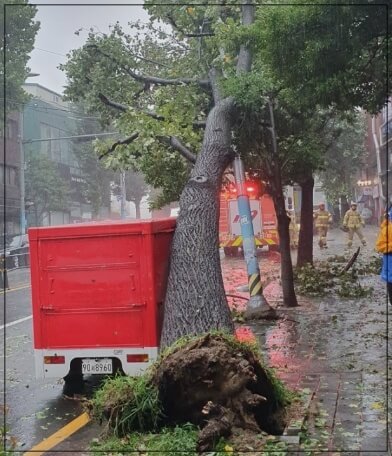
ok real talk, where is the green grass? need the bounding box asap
[89,374,162,436]
[88,331,293,451]
[90,423,199,455]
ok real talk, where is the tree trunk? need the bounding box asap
[160,98,236,348]
[340,196,349,219]
[270,180,298,308]
[297,177,314,267]
[332,203,340,224]
[135,199,141,219]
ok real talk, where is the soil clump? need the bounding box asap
[151,333,288,451]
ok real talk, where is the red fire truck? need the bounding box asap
[219,181,279,256]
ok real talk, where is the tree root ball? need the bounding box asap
[151,333,288,452]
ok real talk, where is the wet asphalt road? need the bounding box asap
[1,275,100,453]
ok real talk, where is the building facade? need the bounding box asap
[22,83,110,227]
[1,112,21,237]
[364,100,391,222]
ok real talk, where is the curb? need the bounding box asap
[278,389,315,446]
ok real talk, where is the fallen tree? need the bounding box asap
[88,333,290,452]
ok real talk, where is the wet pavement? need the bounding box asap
[2,226,389,454]
[221,226,389,454]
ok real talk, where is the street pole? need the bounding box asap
[19,110,26,235]
[120,171,126,219]
[233,156,274,318]
[19,73,39,234]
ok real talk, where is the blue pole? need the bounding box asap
[233,156,273,318]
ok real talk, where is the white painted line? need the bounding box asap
[0,315,32,330]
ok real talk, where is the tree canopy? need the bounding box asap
[1,0,39,116]
[258,2,390,114]
[61,3,390,207]
[25,154,70,226]
[60,2,391,330]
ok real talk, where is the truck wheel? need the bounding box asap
[63,372,84,396]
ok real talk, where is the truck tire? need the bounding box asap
[63,372,84,396]
[63,359,84,395]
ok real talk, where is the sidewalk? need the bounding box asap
[222,226,389,454]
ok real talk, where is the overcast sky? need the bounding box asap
[28,2,149,94]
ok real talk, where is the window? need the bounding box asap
[6,167,16,185]
[6,120,17,139]
[0,166,16,186]
[40,123,51,156]
[40,123,69,162]
[52,128,61,162]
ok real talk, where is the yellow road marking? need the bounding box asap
[0,283,30,294]
[23,412,91,456]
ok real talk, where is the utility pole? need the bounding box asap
[19,110,26,235]
[19,73,40,234]
[233,156,274,319]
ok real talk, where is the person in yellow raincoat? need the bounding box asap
[376,206,392,304]
[313,203,332,249]
[343,202,366,247]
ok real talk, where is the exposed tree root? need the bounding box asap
[151,333,287,451]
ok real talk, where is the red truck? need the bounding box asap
[219,182,279,256]
[28,218,176,393]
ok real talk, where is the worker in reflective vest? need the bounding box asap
[343,202,366,248]
[313,203,332,249]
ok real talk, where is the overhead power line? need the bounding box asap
[23,132,119,144]
[34,47,67,57]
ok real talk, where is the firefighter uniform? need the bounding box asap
[343,204,366,247]
[313,206,332,249]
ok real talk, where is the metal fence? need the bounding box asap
[5,251,30,270]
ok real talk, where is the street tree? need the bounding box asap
[112,170,149,219]
[257,1,390,265]
[319,113,368,219]
[71,111,115,219]
[61,2,389,344]
[1,0,39,117]
[62,3,273,346]
[25,154,70,226]
[259,1,390,114]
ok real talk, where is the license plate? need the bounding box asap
[82,358,113,374]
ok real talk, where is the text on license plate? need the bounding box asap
[82,358,113,374]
